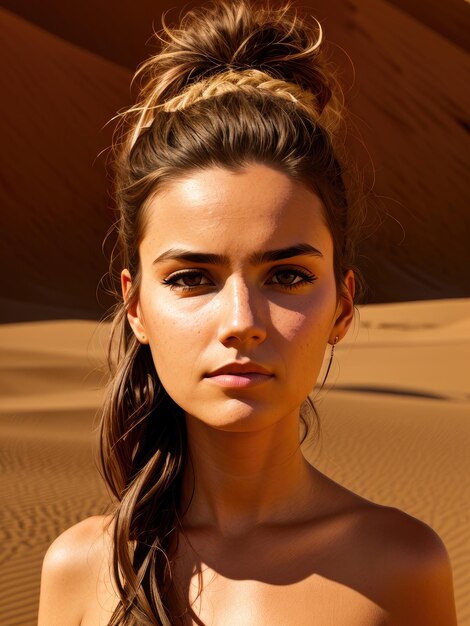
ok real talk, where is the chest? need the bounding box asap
[81,569,388,626]
[81,570,387,626]
[174,570,389,626]
[81,526,390,626]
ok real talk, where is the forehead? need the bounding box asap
[140,164,333,259]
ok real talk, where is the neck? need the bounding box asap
[180,409,317,537]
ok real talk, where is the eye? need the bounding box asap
[162,270,212,291]
[268,268,317,289]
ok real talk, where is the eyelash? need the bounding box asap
[161,268,317,292]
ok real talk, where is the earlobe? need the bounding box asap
[330,270,355,344]
[121,269,148,344]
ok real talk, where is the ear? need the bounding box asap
[121,269,148,344]
[330,269,355,344]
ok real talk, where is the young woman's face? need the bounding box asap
[123,163,354,432]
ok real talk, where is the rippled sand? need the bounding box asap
[1,300,469,625]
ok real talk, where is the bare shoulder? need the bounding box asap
[38,515,114,626]
[357,504,449,557]
[320,476,454,572]
[41,514,114,574]
[354,504,458,625]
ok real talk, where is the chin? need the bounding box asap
[185,397,288,433]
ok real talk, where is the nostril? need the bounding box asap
[218,324,267,346]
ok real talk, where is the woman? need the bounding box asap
[38,2,457,624]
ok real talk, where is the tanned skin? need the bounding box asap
[38,166,457,625]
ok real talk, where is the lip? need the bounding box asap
[206,361,273,377]
[205,362,274,388]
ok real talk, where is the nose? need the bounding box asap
[216,276,267,347]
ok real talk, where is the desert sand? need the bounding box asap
[0,298,469,625]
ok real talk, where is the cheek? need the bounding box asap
[271,283,336,344]
[278,315,331,398]
[270,306,306,342]
[142,298,208,376]
[270,290,336,378]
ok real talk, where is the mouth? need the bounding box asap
[205,362,274,388]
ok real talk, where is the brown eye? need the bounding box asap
[181,272,204,286]
[162,270,212,291]
[274,270,300,285]
[268,268,317,290]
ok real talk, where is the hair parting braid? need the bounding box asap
[160,68,320,117]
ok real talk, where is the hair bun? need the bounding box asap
[132,0,337,129]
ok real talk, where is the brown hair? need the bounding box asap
[99,1,364,623]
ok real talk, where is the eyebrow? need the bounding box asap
[152,243,323,266]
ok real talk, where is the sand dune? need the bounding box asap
[0,408,110,625]
[328,299,470,401]
[0,320,112,624]
[0,9,129,323]
[0,299,469,624]
[1,1,469,324]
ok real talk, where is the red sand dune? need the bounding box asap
[1,1,470,322]
[1,9,129,322]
